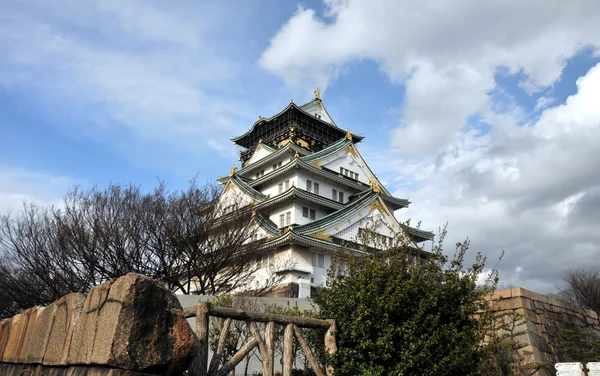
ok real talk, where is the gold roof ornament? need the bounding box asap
[291,98,294,103]
[369,177,381,193]
[345,128,353,141]
[252,210,257,217]
[259,116,263,120]
[229,165,238,177]
[314,87,321,100]
[258,138,263,143]
[294,152,300,159]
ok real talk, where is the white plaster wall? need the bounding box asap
[246,145,274,166]
[295,170,360,203]
[218,184,253,208]
[268,203,296,228]
[259,172,297,197]
[293,204,329,226]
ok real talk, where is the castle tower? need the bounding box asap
[217,90,433,297]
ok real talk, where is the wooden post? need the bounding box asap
[325,320,337,376]
[248,321,272,376]
[214,337,258,376]
[208,318,232,374]
[191,302,210,376]
[264,322,275,376]
[293,326,326,376]
[283,323,294,376]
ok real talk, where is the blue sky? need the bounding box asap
[2,0,600,292]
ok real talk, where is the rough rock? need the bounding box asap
[15,307,42,363]
[24,303,57,364]
[68,273,198,375]
[2,311,31,362]
[43,293,86,366]
[0,319,10,360]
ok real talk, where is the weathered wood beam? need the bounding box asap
[264,321,275,376]
[247,321,271,376]
[213,337,258,376]
[208,318,231,375]
[183,305,331,329]
[325,319,337,376]
[283,324,294,376]
[293,325,326,376]
[190,303,210,376]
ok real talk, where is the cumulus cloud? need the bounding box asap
[260,0,600,154]
[393,63,600,293]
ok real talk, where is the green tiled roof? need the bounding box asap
[399,224,435,242]
[295,190,380,235]
[231,99,362,143]
[253,186,344,212]
[221,175,267,201]
[300,137,352,162]
[238,143,310,176]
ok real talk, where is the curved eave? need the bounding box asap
[258,231,341,253]
[381,195,410,210]
[300,137,352,162]
[220,175,267,201]
[238,143,310,176]
[252,214,280,236]
[295,191,379,235]
[250,158,370,192]
[254,187,344,212]
[399,224,434,242]
[231,102,363,145]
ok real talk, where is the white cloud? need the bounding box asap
[0,167,76,213]
[260,0,600,154]
[391,63,600,293]
[0,1,254,167]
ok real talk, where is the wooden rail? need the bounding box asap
[186,303,336,376]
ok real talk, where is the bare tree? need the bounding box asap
[0,179,285,318]
[561,267,600,323]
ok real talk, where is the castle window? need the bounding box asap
[312,252,325,268]
[339,192,344,203]
[313,182,320,195]
[278,183,283,194]
[285,212,291,225]
[332,189,337,201]
[306,180,312,191]
[285,180,290,190]
[303,207,309,218]
[279,213,285,227]
[309,209,316,220]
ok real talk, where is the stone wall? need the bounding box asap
[491,287,600,376]
[0,273,198,376]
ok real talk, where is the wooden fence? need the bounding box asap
[183,303,336,376]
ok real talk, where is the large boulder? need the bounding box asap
[68,273,198,375]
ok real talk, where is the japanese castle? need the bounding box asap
[217,89,433,298]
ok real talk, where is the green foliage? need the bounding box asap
[552,314,600,362]
[478,310,547,376]
[313,226,499,376]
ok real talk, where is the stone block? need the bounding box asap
[26,302,59,364]
[493,296,530,311]
[68,279,113,365]
[43,293,86,366]
[0,318,10,360]
[492,288,512,300]
[14,307,42,363]
[2,310,31,362]
[68,273,198,375]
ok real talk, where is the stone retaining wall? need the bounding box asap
[0,273,198,376]
[491,287,600,376]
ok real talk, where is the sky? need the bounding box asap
[1,0,600,293]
